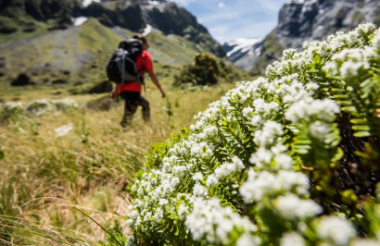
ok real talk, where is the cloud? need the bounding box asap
[218,2,225,8]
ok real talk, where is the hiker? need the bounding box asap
[110,34,166,128]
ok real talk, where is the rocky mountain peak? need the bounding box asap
[227,0,380,72]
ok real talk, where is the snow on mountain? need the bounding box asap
[73,17,88,26]
[225,38,262,58]
[223,38,263,71]
[82,0,100,7]
[142,24,153,36]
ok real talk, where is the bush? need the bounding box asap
[127,23,380,246]
[174,53,219,86]
[174,54,243,87]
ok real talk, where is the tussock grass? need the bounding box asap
[0,84,233,244]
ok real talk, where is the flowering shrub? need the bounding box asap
[0,98,78,120]
[127,23,380,246]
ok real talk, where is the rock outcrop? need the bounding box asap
[228,0,380,72]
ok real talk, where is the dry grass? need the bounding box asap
[0,83,233,244]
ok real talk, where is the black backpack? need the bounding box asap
[106,39,145,84]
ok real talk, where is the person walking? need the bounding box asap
[111,34,166,128]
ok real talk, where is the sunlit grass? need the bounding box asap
[0,83,234,244]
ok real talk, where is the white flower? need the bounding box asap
[254,121,283,147]
[275,194,322,220]
[274,154,293,170]
[249,148,273,168]
[159,199,169,206]
[340,61,369,77]
[153,208,164,221]
[236,233,259,246]
[54,123,74,138]
[309,121,330,140]
[352,239,380,246]
[242,107,254,119]
[206,174,219,187]
[178,204,189,219]
[193,183,208,197]
[193,172,204,181]
[317,216,356,246]
[280,232,305,246]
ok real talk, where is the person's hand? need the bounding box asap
[111,90,118,99]
[160,88,166,98]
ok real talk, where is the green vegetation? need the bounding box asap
[127,23,380,246]
[174,53,249,86]
[0,81,235,244]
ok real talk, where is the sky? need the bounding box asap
[171,0,289,43]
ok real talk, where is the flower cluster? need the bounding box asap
[128,23,380,246]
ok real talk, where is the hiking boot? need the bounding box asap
[142,110,151,122]
[120,121,127,129]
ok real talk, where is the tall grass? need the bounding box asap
[0,84,232,244]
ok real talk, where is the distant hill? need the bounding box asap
[0,0,225,57]
[0,0,228,89]
[0,18,211,89]
[226,0,380,73]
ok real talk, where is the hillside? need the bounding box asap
[0,17,223,97]
[0,0,230,94]
[0,0,225,56]
[227,0,380,72]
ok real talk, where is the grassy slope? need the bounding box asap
[0,18,246,244]
[0,18,202,99]
[0,83,234,244]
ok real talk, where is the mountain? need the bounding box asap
[228,0,380,72]
[223,38,262,71]
[0,0,228,90]
[0,0,225,56]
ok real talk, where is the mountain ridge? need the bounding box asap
[0,0,225,57]
[227,0,380,72]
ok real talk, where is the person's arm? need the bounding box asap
[111,84,119,99]
[146,69,166,98]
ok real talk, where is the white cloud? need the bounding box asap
[218,2,225,8]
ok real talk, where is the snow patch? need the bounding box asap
[82,0,100,7]
[148,0,161,5]
[288,0,305,3]
[226,38,262,57]
[73,17,88,26]
[142,24,152,36]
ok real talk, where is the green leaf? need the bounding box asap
[333,94,350,99]
[354,131,371,138]
[352,125,371,131]
[350,119,368,124]
[0,149,3,160]
[332,148,344,162]
[341,106,357,113]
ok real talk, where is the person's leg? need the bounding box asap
[137,95,150,122]
[120,92,140,127]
